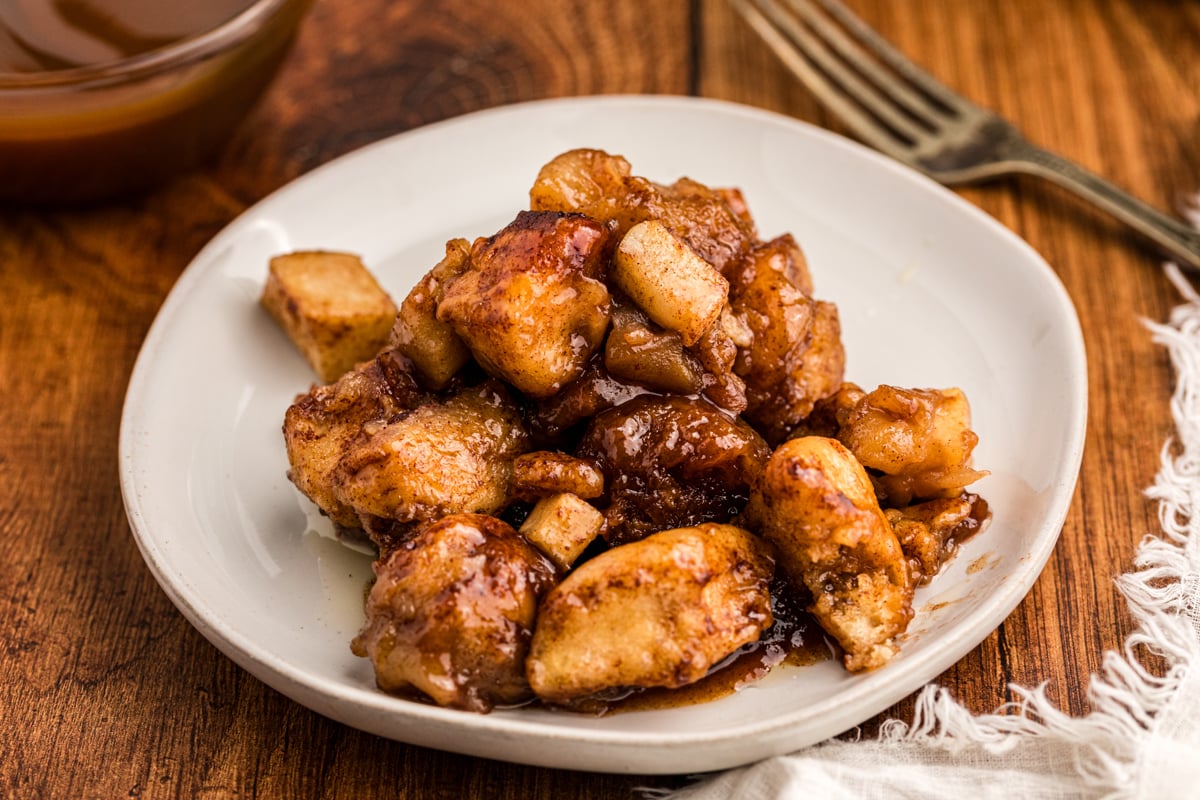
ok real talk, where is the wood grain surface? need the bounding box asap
[3,0,1199,797]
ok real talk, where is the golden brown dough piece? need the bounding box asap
[730,236,844,444]
[828,384,987,506]
[576,395,770,546]
[333,381,528,544]
[528,148,637,234]
[351,514,556,712]
[390,238,473,390]
[526,523,774,704]
[270,147,993,708]
[529,148,757,276]
[748,436,912,672]
[886,493,989,585]
[282,349,425,529]
[437,210,612,398]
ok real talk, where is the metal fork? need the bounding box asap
[733,0,1200,271]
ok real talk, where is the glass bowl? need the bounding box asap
[0,0,312,206]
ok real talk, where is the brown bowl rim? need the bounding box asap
[0,0,300,91]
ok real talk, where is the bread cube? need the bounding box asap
[519,492,605,570]
[392,239,473,389]
[612,220,728,346]
[261,251,398,383]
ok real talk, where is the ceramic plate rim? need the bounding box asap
[119,95,1087,773]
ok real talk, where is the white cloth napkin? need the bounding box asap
[648,258,1200,800]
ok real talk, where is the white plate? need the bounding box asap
[119,95,1087,775]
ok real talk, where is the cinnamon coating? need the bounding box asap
[747,436,912,672]
[272,148,990,712]
[526,523,774,704]
[351,514,556,712]
[576,395,770,546]
[437,210,612,398]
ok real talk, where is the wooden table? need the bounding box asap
[4,1,1199,796]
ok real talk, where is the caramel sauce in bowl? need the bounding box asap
[0,0,312,205]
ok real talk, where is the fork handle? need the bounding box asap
[1008,141,1200,271]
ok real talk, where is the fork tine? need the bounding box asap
[814,0,978,115]
[787,0,949,126]
[732,0,863,129]
[735,0,929,149]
